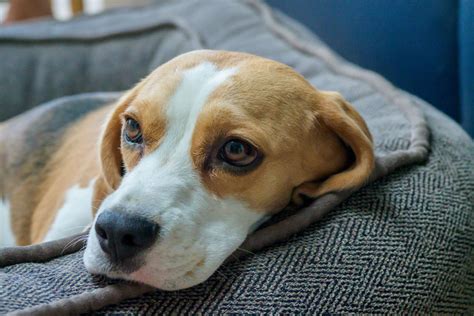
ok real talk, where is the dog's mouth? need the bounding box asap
[97,253,145,276]
[83,226,239,290]
[86,251,222,290]
[128,256,207,287]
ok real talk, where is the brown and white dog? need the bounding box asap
[0,50,374,290]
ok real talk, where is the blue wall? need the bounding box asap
[459,0,474,137]
[267,0,468,134]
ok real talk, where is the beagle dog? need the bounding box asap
[0,50,374,290]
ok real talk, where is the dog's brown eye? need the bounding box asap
[124,118,143,144]
[220,139,258,167]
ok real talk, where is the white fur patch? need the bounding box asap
[85,62,265,290]
[43,179,95,242]
[0,199,15,247]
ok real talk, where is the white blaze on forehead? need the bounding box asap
[107,62,240,208]
[160,62,237,160]
[111,61,239,200]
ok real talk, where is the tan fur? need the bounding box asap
[29,105,112,243]
[99,50,374,214]
[4,50,374,244]
[292,91,374,202]
[192,56,352,212]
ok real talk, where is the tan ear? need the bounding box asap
[92,89,138,213]
[293,91,375,203]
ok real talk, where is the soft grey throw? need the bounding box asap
[0,0,472,314]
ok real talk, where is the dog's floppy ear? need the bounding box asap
[293,91,375,204]
[92,89,138,213]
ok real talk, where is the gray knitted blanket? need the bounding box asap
[0,0,473,314]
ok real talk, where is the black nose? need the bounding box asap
[94,211,159,263]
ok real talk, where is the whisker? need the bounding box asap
[54,225,90,232]
[78,242,88,252]
[61,235,81,250]
[61,235,88,255]
[61,239,78,255]
[237,247,256,255]
[64,237,84,251]
[229,253,242,263]
[214,269,228,280]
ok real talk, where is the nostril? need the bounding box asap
[94,219,113,256]
[95,224,107,240]
[94,210,160,262]
[121,234,137,247]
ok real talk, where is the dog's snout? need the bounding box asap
[94,211,159,262]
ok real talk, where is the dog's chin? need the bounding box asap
[127,260,217,291]
[84,251,230,291]
[85,261,213,291]
[83,229,243,291]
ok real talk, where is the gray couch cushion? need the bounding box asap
[0,0,472,314]
[0,2,200,121]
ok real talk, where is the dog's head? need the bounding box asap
[84,50,374,290]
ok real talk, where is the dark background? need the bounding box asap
[267,0,473,137]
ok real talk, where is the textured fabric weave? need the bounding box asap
[0,0,472,314]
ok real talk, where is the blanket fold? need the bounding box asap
[7,0,470,314]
